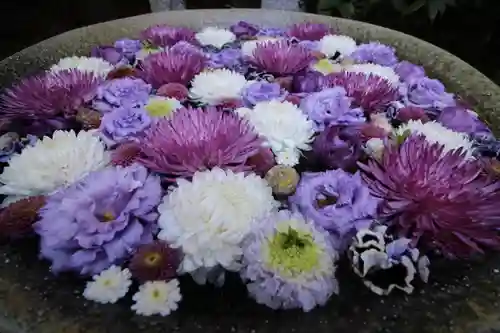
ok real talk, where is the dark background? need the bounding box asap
[1,0,499,83]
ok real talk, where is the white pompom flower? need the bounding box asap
[157,168,279,275]
[236,100,315,166]
[131,280,182,317]
[395,120,475,159]
[50,56,114,77]
[189,69,248,105]
[319,34,357,58]
[83,266,132,304]
[0,130,110,206]
[345,63,400,86]
[195,27,236,49]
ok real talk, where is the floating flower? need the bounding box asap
[0,133,37,163]
[99,106,152,147]
[140,25,196,47]
[189,69,248,105]
[34,164,162,275]
[144,96,182,118]
[208,48,245,72]
[351,42,398,66]
[111,142,143,167]
[395,120,475,159]
[50,56,114,77]
[242,81,286,106]
[157,168,278,274]
[322,71,399,114]
[358,135,500,258]
[345,64,400,86]
[395,106,430,123]
[311,125,362,170]
[286,23,332,41]
[289,170,380,249]
[318,35,357,59]
[230,21,259,38]
[0,70,103,132]
[0,195,45,238]
[0,130,109,202]
[364,138,386,161]
[76,107,102,130]
[401,76,456,110]
[437,106,493,139]
[137,106,269,178]
[92,78,152,113]
[106,66,138,80]
[241,39,269,57]
[91,46,126,65]
[236,100,315,165]
[195,27,236,49]
[138,50,206,88]
[256,27,286,38]
[394,61,425,83]
[156,83,189,102]
[129,241,180,283]
[240,210,338,312]
[114,39,142,58]
[131,280,182,317]
[264,165,300,196]
[292,71,324,93]
[83,266,132,304]
[300,86,365,131]
[348,226,430,295]
[249,40,314,76]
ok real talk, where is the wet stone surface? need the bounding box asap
[1,238,500,333]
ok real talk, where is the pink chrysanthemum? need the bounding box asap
[0,69,102,125]
[287,23,332,41]
[323,72,398,114]
[136,106,271,179]
[250,40,314,76]
[358,135,500,258]
[140,24,196,47]
[137,50,206,88]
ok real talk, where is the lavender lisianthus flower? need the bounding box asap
[312,125,362,170]
[298,40,320,52]
[92,78,152,113]
[300,86,365,131]
[208,48,244,72]
[401,77,456,111]
[99,106,152,147]
[242,81,286,106]
[91,46,126,65]
[438,106,493,140]
[34,164,162,276]
[114,39,142,59]
[241,210,339,312]
[289,170,380,250]
[292,71,323,93]
[351,42,398,67]
[230,21,259,38]
[394,61,425,83]
[256,27,286,38]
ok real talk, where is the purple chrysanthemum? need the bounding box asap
[34,164,162,276]
[241,209,339,312]
[0,69,103,131]
[351,42,399,67]
[323,72,398,114]
[289,170,380,250]
[358,135,500,258]
[140,24,196,48]
[286,23,332,41]
[249,40,315,76]
[136,106,271,179]
[137,50,206,88]
[230,21,259,38]
[311,125,362,170]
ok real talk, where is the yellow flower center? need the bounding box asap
[145,100,176,118]
[144,252,162,266]
[100,211,115,223]
[316,195,338,209]
[313,59,339,74]
[152,289,161,299]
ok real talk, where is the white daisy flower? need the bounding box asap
[50,56,114,77]
[395,120,475,159]
[144,96,182,118]
[83,266,132,304]
[0,130,110,205]
[345,63,400,86]
[318,34,357,58]
[157,168,279,275]
[131,280,182,317]
[195,27,236,49]
[189,69,248,105]
[236,100,315,165]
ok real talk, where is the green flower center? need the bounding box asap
[145,100,176,118]
[394,129,412,145]
[316,195,338,208]
[314,59,337,74]
[99,211,115,223]
[266,223,321,278]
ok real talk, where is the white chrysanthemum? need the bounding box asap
[157,168,279,274]
[131,280,182,317]
[345,64,400,86]
[319,34,357,58]
[276,148,300,167]
[189,69,248,105]
[50,56,114,77]
[395,120,475,159]
[0,130,110,204]
[364,138,385,161]
[195,27,236,49]
[236,101,315,165]
[83,266,132,304]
